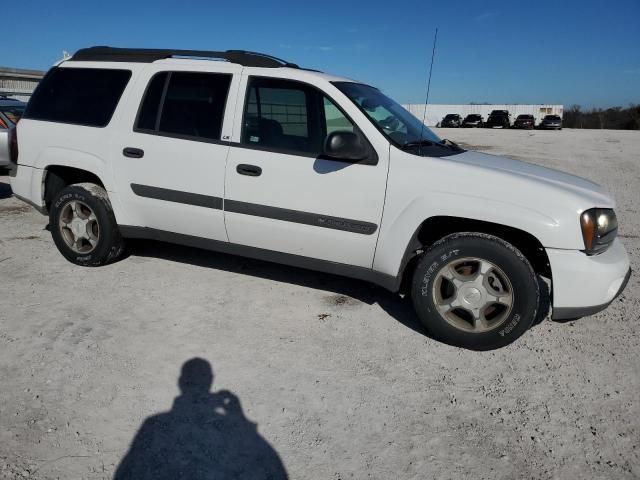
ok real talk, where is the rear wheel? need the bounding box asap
[50,183,125,266]
[411,233,539,350]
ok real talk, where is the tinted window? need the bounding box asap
[242,77,356,155]
[24,67,131,127]
[136,72,231,141]
[136,73,168,131]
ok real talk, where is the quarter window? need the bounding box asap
[136,72,231,141]
[242,77,357,155]
[24,67,131,127]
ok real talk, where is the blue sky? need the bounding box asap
[3,0,639,107]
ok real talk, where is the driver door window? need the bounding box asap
[324,98,354,135]
[242,77,356,156]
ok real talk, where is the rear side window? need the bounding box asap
[24,67,131,127]
[136,73,168,131]
[135,72,231,141]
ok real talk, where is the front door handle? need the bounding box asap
[236,164,262,177]
[123,147,144,159]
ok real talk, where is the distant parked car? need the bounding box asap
[485,110,511,128]
[441,114,462,127]
[0,97,26,168]
[513,114,535,129]
[462,114,483,128]
[539,114,562,130]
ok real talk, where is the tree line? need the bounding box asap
[563,104,640,130]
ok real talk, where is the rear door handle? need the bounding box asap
[236,164,262,177]
[123,147,144,159]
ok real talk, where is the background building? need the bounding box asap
[0,66,45,102]
[0,65,565,128]
[403,104,564,126]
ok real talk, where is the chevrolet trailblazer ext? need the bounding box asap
[8,47,630,350]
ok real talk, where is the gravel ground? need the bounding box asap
[0,128,638,479]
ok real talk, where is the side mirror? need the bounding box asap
[324,131,367,161]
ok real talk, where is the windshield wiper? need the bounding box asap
[401,138,463,152]
[400,139,436,150]
[439,138,464,151]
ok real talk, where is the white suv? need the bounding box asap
[9,47,630,350]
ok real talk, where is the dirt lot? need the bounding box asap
[1,128,638,479]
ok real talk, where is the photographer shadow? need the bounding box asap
[114,358,288,480]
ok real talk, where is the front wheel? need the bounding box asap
[50,183,125,266]
[411,233,539,350]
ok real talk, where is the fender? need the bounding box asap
[36,147,112,192]
[373,192,565,279]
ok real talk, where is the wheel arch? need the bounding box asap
[395,215,552,292]
[43,165,107,213]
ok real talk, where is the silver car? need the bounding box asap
[539,114,562,130]
[0,97,26,167]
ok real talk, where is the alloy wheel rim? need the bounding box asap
[432,257,514,333]
[58,200,100,254]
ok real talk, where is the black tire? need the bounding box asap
[49,183,125,266]
[411,233,539,350]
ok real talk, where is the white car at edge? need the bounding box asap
[8,47,631,350]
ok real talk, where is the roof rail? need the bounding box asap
[69,46,299,68]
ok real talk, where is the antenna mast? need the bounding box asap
[419,28,439,152]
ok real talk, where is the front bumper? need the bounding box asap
[548,239,631,320]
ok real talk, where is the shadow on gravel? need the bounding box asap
[129,239,428,333]
[114,358,288,480]
[127,240,550,342]
[129,239,399,304]
[0,180,12,199]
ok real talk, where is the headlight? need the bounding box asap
[580,208,618,255]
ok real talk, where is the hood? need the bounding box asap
[446,150,613,208]
[388,147,616,250]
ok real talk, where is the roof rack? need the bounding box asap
[69,46,299,68]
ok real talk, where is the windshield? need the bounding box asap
[332,82,441,146]
[545,115,561,120]
[0,105,25,125]
[466,115,481,120]
[444,114,458,119]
